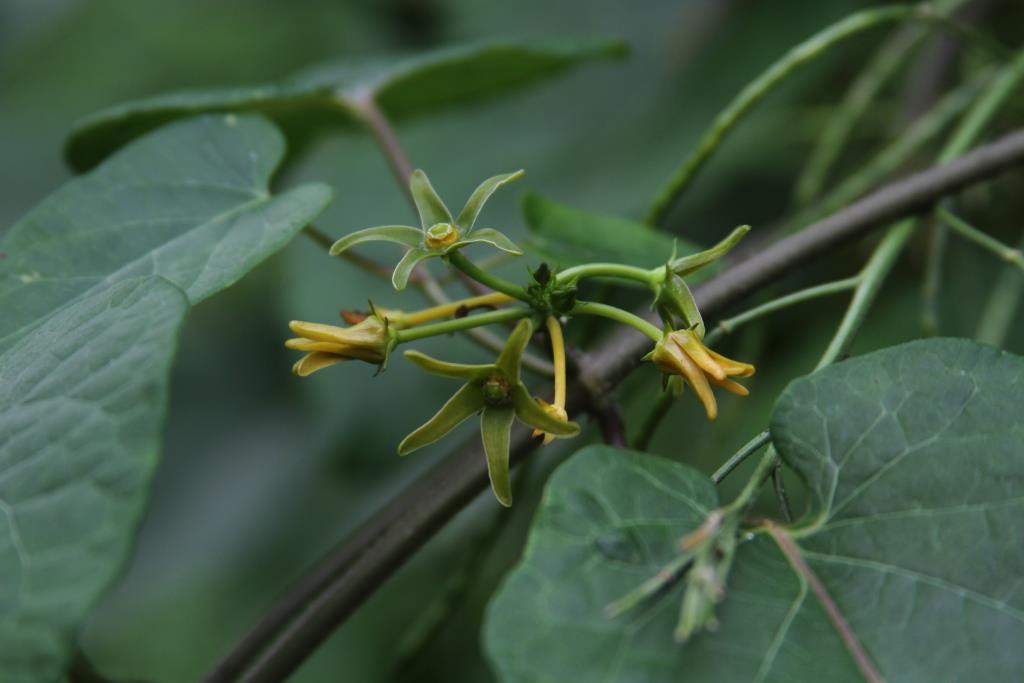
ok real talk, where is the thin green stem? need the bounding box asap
[394,307,531,344]
[631,391,676,451]
[556,262,660,287]
[570,301,664,341]
[788,72,986,232]
[447,251,530,302]
[795,21,928,206]
[817,221,912,369]
[722,446,779,514]
[829,47,1024,363]
[704,276,860,346]
[711,431,771,484]
[645,4,996,225]
[922,49,1024,332]
[936,208,1024,269]
[976,230,1024,346]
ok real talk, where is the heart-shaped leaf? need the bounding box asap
[0,114,329,678]
[2,113,331,350]
[66,39,627,171]
[486,339,1024,682]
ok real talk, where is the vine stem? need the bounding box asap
[704,276,860,347]
[816,221,912,369]
[825,48,1024,366]
[569,300,664,341]
[203,129,1024,683]
[710,430,772,484]
[762,521,883,683]
[555,262,660,287]
[645,4,1001,224]
[393,307,531,344]
[446,251,531,302]
[921,47,1024,332]
[935,207,1024,269]
[788,72,987,232]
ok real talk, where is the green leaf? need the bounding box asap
[481,407,517,507]
[398,383,484,456]
[522,192,700,271]
[66,38,627,171]
[410,170,453,228]
[457,170,525,230]
[0,113,331,350]
[0,276,188,681]
[486,340,1024,681]
[328,225,422,256]
[0,114,328,679]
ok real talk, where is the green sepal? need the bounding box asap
[512,385,580,437]
[329,225,422,256]
[398,383,484,455]
[669,225,749,277]
[452,228,523,255]
[392,247,431,291]
[655,272,705,336]
[496,319,534,377]
[481,406,516,506]
[457,170,525,231]
[403,350,497,380]
[410,169,453,229]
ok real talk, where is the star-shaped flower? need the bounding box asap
[329,169,524,290]
[398,319,579,506]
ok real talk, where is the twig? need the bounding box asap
[350,95,414,196]
[204,128,1024,683]
[763,521,883,683]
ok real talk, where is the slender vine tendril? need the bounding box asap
[645,4,1005,225]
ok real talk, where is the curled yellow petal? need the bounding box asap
[706,347,755,377]
[531,399,569,446]
[710,375,749,396]
[671,330,726,381]
[292,352,346,377]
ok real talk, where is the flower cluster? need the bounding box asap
[285,168,755,505]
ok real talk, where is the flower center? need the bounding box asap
[425,222,460,249]
[481,373,513,407]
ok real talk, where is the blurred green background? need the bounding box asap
[2,0,1023,681]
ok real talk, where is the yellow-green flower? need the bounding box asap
[651,329,754,420]
[398,319,580,506]
[329,169,524,291]
[286,316,391,376]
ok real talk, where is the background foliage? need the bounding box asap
[1,1,1023,681]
